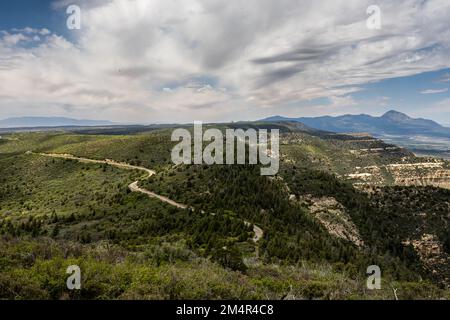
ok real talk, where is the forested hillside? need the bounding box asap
[0,124,449,299]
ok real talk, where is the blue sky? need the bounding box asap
[352,69,450,120]
[0,1,58,31]
[0,0,77,39]
[0,0,450,124]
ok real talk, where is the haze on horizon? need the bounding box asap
[1,0,450,124]
[1,109,450,129]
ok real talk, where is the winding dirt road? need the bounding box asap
[37,152,262,242]
[41,153,155,177]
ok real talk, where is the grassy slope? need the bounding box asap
[1,238,446,300]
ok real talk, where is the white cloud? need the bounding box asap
[2,33,31,46]
[420,88,448,94]
[1,0,450,122]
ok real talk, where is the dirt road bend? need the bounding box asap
[37,152,263,242]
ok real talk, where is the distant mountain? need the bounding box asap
[262,110,450,138]
[0,116,115,128]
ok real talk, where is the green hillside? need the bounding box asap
[0,124,449,299]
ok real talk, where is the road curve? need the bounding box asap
[40,153,155,177]
[37,152,262,243]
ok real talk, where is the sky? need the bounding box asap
[1,0,450,124]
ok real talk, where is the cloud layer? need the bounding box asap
[1,0,450,122]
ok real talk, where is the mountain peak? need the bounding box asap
[381,110,411,121]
